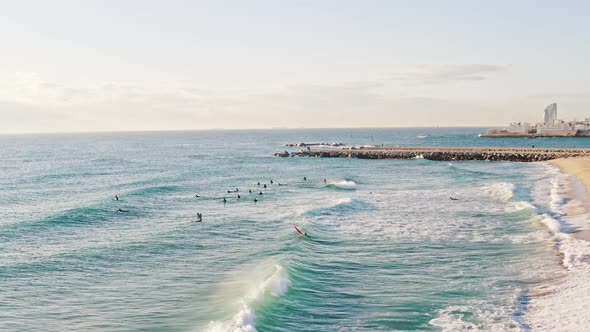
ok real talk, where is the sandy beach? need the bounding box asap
[551,157,590,196]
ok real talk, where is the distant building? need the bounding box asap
[544,103,557,124]
[481,103,590,137]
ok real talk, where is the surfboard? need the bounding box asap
[294,226,304,236]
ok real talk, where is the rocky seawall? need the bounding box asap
[275,147,590,162]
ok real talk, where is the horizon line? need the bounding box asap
[0,125,496,136]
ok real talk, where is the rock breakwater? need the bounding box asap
[275,146,590,162]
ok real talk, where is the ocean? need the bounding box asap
[1,128,590,331]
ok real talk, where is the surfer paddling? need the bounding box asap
[449,197,459,201]
[294,226,309,237]
[117,208,129,213]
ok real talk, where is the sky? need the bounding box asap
[1,0,590,133]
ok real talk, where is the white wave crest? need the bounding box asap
[327,180,357,190]
[539,214,590,269]
[549,175,568,216]
[482,182,514,202]
[510,200,535,212]
[430,304,520,331]
[206,265,290,332]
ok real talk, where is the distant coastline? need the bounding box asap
[482,103,590,138]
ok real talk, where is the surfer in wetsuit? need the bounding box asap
[450,197,459,201]
[249,189,252,193]
[263,184,267,189]
[270,180,274,184]
[323,179,327,183]
[257,182,260,186]
[303,177,307,181]
[254,198,258,203]
[117,208,128,213]
[195,213,202,222]
[115,195,119,201]
[259,191,263,195]
[223,197,227,204]
[237,194,241,199]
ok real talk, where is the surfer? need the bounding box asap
[254,198,258,203]
[237,194,241,199]
[249,189,252,193]
[117,208,128,213]
[195,194,200,198]
[263,184,267,188]
[323,179,327,183]
[259,191,263,195]
[223,197,227,204]
[257,182,260,186]
[294,226,308,237]
[195,213,202,222]
[270,180,274,184]
[450,197,459,201]
[115,195,119,201]
[304,177,307,181]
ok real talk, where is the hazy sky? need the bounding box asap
[1,0,590,133]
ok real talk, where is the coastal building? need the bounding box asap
[482,103,590,137]
[544,103,557,125]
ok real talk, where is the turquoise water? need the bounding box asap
[1,128,588,331]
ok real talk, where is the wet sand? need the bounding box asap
[550,157,590,241]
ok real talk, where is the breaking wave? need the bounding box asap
[206,265,290,332]
[324,180,357,190]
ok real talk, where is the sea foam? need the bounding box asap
[526,164,590,330]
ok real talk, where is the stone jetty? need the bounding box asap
[275,146,590,162]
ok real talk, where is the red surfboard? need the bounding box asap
[294,226,304,236]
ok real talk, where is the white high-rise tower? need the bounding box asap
[544,103,557,124]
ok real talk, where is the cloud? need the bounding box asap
[390,64,508,85]
[0,67,515,132]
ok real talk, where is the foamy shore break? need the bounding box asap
[277,146,590,162]
[525,157,590,331]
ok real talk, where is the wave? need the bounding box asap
[549,175,568,216]
[324,180,357,190]
[527,163,590,330]
[303,198,377,218]
[416,135,428,139]
[206,264,290,332]
[482,182,514,202]
[0,206,112,239]
[430,303,521,331]
[126,185,181,197]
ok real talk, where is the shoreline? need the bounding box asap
[525,158,590,330]
[549,158,590,241]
